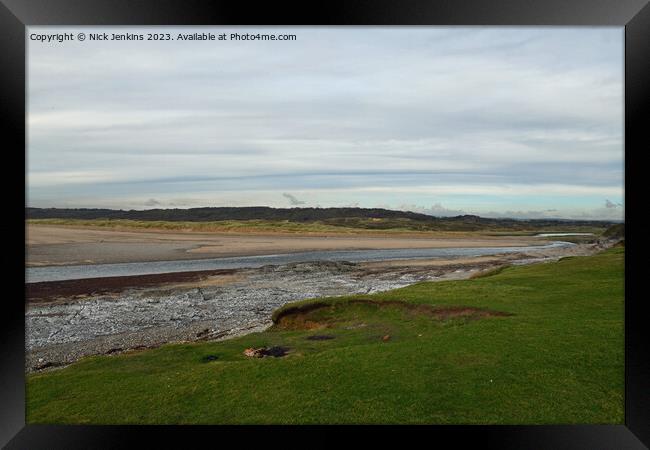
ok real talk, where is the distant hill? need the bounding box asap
[26,206,439,222]
[26,207,617,232]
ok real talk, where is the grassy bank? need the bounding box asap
[26,248,624,424]
[27,217,606,237]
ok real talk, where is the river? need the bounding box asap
[26,241,574,283]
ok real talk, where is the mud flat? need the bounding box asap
[25,240,611,372]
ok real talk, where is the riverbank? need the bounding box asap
[25,240,610,372]
[26,246,624,424]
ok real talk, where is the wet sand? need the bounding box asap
[27,224,543,267]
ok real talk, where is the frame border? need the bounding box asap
[2,0,648,447]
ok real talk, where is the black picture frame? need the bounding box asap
[2,0,648,447]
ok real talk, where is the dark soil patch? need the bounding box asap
[25,269,238,304]
[306,335,335,341]
[264,346,290,357]
[274,298,513,330]
[33,361,63,371]
[130,345,149,351]
[105,348,124,355]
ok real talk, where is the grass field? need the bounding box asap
[26,247,624,424]
[26,218,606,236]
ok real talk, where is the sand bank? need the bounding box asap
[27,224,542,266]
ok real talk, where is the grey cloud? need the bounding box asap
[282,193,306,205]
[143,198,161,207]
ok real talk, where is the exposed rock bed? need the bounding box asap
[25,241,614,372]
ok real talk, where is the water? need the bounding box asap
[26,241,574,283]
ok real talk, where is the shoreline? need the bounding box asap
[25,240,612,373]
[27,223,549,267]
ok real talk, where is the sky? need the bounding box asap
[27,27,624,220]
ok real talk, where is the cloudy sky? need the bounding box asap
[27,27,624,220]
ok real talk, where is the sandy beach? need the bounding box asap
[26,224,543,267]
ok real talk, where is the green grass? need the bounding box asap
[26,248,624,424]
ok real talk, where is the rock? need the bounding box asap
[243,347,265,358]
